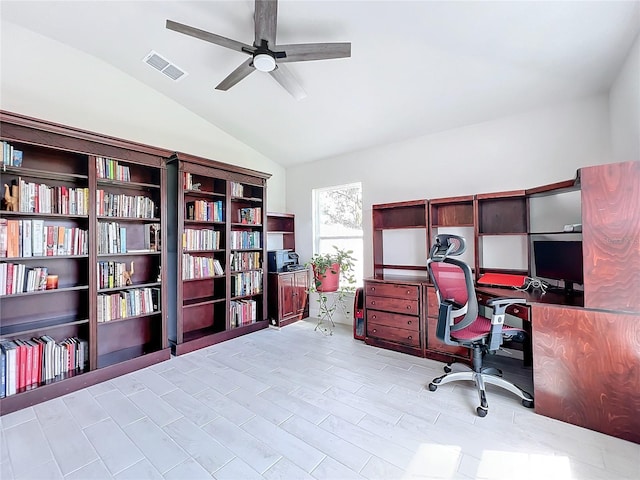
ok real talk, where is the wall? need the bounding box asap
[0,21,286,211]
[288,95,611,278]
[610,32,640,163]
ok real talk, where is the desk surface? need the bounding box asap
[475,285,584,308]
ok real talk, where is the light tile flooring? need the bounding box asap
[1,320,638,480]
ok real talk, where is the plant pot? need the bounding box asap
[314,262,340,292]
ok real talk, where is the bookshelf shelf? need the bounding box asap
[1,317,89,337]
[0,110,171,414]
[167,152,270,356]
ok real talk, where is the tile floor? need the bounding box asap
[1,320,638,479]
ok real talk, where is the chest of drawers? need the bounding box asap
[364,279,424,356]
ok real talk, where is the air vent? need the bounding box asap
[143,51,187,82]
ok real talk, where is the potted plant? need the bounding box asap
[307,246,357,335]
[308,246,356,292]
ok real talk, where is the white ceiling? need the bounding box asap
[1,1,639,166]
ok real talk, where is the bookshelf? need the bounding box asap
[167,153,270,355]
[0,111,171,413]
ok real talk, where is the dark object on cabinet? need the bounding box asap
[0,110,171,415]
[166,152,271,356]
[425,234,533,417]
[268,269,310,327]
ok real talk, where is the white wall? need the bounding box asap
[610,32,640,163]
[0,22,286,211]
[287,95,612,285]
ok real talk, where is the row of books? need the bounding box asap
[97,261,134,289]
[0,336,88,398]
[237,207,262,225]
[230,181,244,198]
[229,251,262,272]
[182,254,224,279]
[0,219,88,258]
[230,299,257,328]
[14,178,90,215]
[1,141,23,167]
[97,287,160,323]
[230,231,261,249]
[97,222,127,254]
[96,157,130,181]
[182,172,213,192]
[231,270,262,297]
[186,200,223,222]
[97,190,156,219]
[0,262,50,295]
[183,228,221,251]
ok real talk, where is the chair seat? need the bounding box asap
[452,315,523,343]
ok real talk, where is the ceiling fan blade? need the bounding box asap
[269,65,307,100]
[166,19,254,54]
[254,0,278,47]
[216,58,255,91]
[276,43,351,63]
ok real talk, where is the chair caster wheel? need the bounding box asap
[444,365,452,373]
[476,406,488,417]
[522,399,534,408]
[428,383,438,392]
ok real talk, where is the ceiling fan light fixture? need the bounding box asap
[253,53,276,72]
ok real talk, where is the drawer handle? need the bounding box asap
[407,320,412,325]
[406,305,411,310]
[371,301,375,305]
[408,336,413,340]
[372,329,377,333]
[371,287,375,291]
[372,315,377,319]
[513,308,519,313]
[406,290,411,294]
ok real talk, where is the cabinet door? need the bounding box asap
[294,270,309,314]
[279,274,297,318]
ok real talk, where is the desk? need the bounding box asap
[475,286,584,367]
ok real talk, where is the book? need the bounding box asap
[12,149,23,167]
[31,219,45,256]
[0,341,17,396]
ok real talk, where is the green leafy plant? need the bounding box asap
[306,246,357,335]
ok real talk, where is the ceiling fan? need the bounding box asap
[166,0,351,100]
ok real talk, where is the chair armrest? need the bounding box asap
[486,297,526,314]
[485,297,526,351]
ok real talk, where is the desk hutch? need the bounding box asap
[365,161,640,443]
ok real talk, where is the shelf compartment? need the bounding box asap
[0,315,89,337]
[478,196,527,234]
[373,201,428,229]
[97,315,165,368]
[0,166,88,183]
[97,281,161,294]
[97,178,160,191]
[0,285,89,299]
[182,300,226,338]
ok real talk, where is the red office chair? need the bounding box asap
[426,234,534,417]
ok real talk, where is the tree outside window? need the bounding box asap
[313,182,363,286]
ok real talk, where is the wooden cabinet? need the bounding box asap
[0,110,171,414]
[364,277,424,356]
[166,153,271,355]
[268,269,310,327]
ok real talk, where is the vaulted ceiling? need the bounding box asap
[1,1,639,166]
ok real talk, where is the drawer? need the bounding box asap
[367,323,420,347]
[366,295,419,315]
[426,287,438,316]
[366,310,419,331]
[365,282,419,300]
[476,293,529,321]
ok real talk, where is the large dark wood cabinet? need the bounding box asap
[0,110,171,414]
[268,269,310,327]
[166,153,271,355]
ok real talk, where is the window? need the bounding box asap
[313,182,363,286]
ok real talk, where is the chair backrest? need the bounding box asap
[427,235,479,338]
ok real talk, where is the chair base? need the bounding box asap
[428,356,534,417]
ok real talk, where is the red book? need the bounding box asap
[46,226,55,256]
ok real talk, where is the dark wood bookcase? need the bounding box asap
[166,153,271,355]
[266,212,310,327]
[0,111,171,414]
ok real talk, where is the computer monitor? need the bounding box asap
[533,240,583,295]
